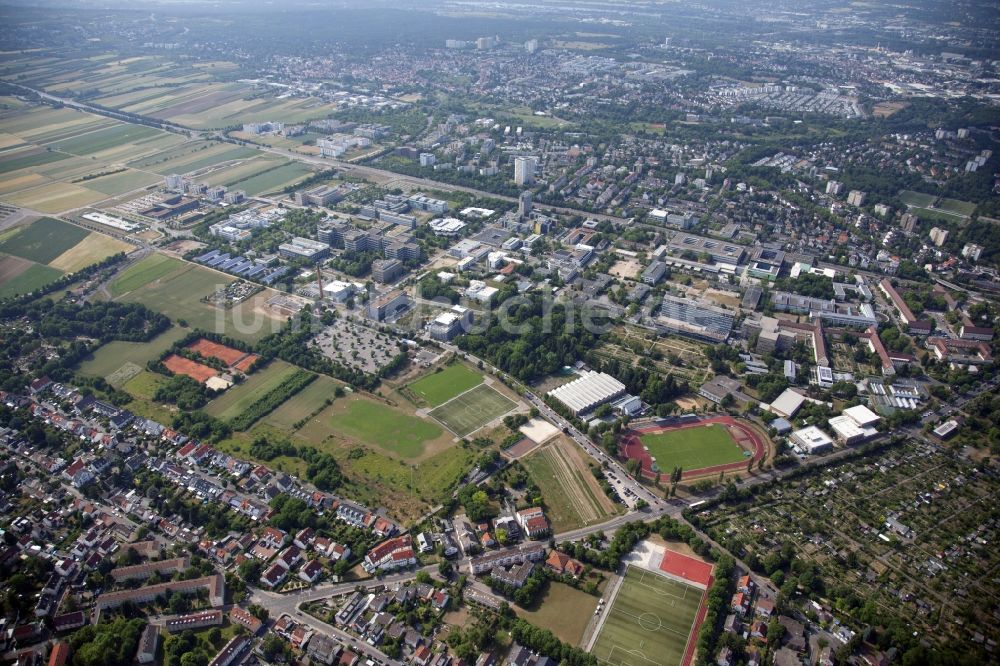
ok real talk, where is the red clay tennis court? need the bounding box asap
[187,338,257,370]
[163,354,217,383]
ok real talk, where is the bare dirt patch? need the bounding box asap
[0,254,32,282]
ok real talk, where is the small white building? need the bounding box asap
[790,426,834,455]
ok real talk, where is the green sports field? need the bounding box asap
[639,424,746,473]
[329,398,444,459]
[429,383,516,437]
[407,363,483,406]
[591,567,702,666]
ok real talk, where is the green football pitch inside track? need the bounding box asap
[428,383,516,437]
[639,424,746,473]
[591,567,703,666]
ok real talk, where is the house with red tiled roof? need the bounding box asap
[229,607,263,635]
[260,562,287,589]
[299,559,324,584]
[47,642,70,666]
[545,551,585,577]
[176,442,197,459]
[363,535,416,573]
[516,508,550,538]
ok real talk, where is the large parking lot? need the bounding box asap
[311,316,403,374]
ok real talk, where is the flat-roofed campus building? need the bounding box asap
[665,232,745,266]
[790,426,834,455]
[367,290,411,322]
[278,237,330,261]
[547,371,626,416]
[656,294,734,342]
[745,247,785,281]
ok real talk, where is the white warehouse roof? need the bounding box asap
[547,371,626,415]
[843,404,880,428]
[770,388,806,418]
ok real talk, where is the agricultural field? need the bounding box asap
[522,438,618,532]
[112,255,287,343]
[636,424,746,473]
[513,582,600,645]
[0,102,185,213]
[47,232,132,272]
[76,327,189,381]
[427,383,516,437]
[81,169,160,196]
[406,363,484,406]
[0,262,63,298]
[0,217,132,297]
[591,567,703,666]
[0,217,89,263]
[203,361,299,421]
[203,156,312,195]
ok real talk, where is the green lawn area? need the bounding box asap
[77,325,187,380]
[428,384,516,437]
[120,371,178,424]
[204,361,299,421]
[639,424,746,473]
[407,363,483,406]
[936,197,976,216]
[899,190,937,208]
[591,567,703,666]
[263,375,341,430]
[0,217,89,264]
[328,397,444,459]
[514,582,599,645]
[116,259,282,343]
[0,262,63,298]
[109,254,184,296]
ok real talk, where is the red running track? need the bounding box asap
[681,577,713,666]
[619,415,766,481]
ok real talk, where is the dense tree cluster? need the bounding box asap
[457,296,604,381]
[154,374,214,410]
[69,618,146,666]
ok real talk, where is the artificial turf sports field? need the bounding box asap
[428,383,516,437]
[591,567,703,666]
[638,424,746,472]
[407,363,484,406]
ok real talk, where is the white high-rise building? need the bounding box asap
[514,156,538,186]
[525,39,539,54]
